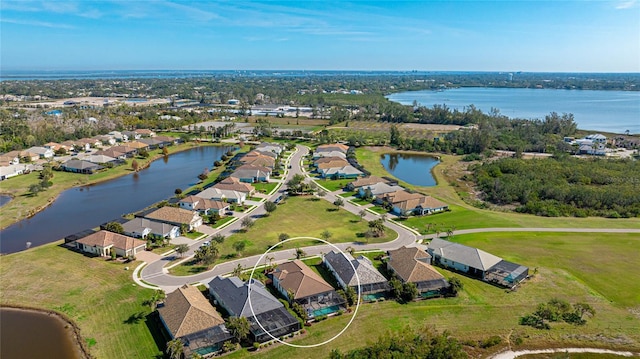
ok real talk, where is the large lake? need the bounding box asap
[387,88,640,135]
[0,145,231,254]
[380,153,439,187]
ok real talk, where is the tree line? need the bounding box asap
[472,156,640,218]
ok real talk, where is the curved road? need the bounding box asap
[138,145,640,292]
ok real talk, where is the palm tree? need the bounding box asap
[226,316,250,343]
[446,228,454,238]
[166,338,184,359]
[145,289,166,311]
[295,247,306,259]
[232,263,243,277]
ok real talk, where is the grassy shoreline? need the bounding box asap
[0,141,231,230]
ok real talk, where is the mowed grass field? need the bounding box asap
[355,146,640,231]
[222,232,640,359]
[169,196,396,275]
[0,243,163,359]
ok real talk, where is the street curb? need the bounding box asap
[132,262,160,289]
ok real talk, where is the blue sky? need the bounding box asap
[1,1,639,72]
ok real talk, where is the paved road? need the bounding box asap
[138,144,640,292]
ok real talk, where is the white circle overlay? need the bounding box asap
[247,236,362,348]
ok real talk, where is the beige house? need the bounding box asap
[75,230,146,257]
[387,246,449,296]
[143,207,203,231]
[212,177,255,195]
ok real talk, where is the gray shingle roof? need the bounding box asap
[323,251,388,288]
[427,238,502,271]
[208,276,282,317]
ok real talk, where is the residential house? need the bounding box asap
[122,217,180,239]
[75,230,146,257]
[60,159,104,174]
[379,190,448,216]
[197,187,246,204]
[17,150,40,162]
[134,128,156,137]
[316,143,349,154]
[0,153,20,166]
[122,130,141,141]
[357,182,404,199]
[230,165,271,183]
[270,260,346,319]
[61,140,83,152]
[179,196,229,216]
[426,238,502,279]
[154,135,180,146]
[240,153,276,168]
[208,276,301,343]
[312,150,347,160]
[255,143,284,156]
[323,251,389,296]
[320,165,363,179]
[387,246,449,296]
[26,146,55,159]
[244,149,278,160]
[143,207,203,231]
[43,142,65,152]
[76,138,102,149]
[426,238,528,287]
[94,148,127,160]
[0,164,26,180]
[106,145,137,157]
[126,141,149,150]
[585,133,607,144]
[157,285,233,357]
[107,131,128,142]
[316,159,350,171]
[212,177,255,196]
[82,154,120,165]
[313,156,348,168]
[139,137,164,149]
[92,135,116,146]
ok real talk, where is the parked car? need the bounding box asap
[200,241,210,247]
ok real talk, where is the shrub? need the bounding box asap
[480,335,502,348]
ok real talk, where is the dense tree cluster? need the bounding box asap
[473,156,640,217]
[520,299,595,329]
[328,326,467,359]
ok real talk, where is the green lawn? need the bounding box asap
[340,191,358,198]
[368,206,389,214]
[0,242,163,359]
[184,231,205,239]
[222,232,640,358]
[315,179,350,192]
[170,196,396,276]
[253,182,279,194]
[349,197,371,206]
[212,216,237,228]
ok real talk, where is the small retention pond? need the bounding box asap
[380,153,439,186]
[0,307,84,359]
[0,195,11,207]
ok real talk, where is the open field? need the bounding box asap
[221,232,640,358]
[0,242,163,359]
[169,196,395,276]
[355,146,640,231]
[0,142,222,230]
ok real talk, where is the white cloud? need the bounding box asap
[615,0,637,9]
[1,18,75,29]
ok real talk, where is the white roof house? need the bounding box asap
[197,187,246,203]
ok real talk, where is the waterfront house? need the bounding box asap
[0,164,26,180]
[316,159,350,171]
[270,260,346,319]
[387,246,449,297]
[208,276,301,343]
[197,187,246,204]
[126,141,149,150]
[426,238,528,287]
[212,177,255,196]
[122,217,180,239]
[82,154,121,165]
[139,138,164,149]
[178,196,230,215]
[75,230,146,257]
[105,145,137,157]
[323,251,389,296]
[230,164,271,183]
[94,149,127,160]
[60,159,104,174]
[313,156,348,167]
[158,285,232,357]
[143,207,203,231]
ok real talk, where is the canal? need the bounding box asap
[0,145,231,254]
[380,153,439,186]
